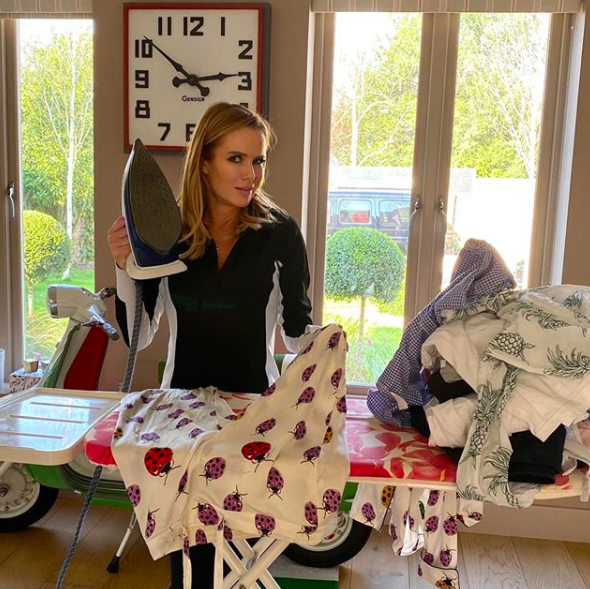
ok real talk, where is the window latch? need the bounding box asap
[5,182,15,218]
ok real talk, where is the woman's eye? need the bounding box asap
[228,155,241,163]
[254,159,266,166]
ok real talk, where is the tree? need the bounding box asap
[331,14,421,168]
[20,30,94,266]
[23,211,72,316]
[330,14,547,179]
[325,228,405,339]
[452,14,548,179]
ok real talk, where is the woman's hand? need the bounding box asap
[107,216,132,270]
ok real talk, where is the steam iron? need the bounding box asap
[122,139,187,280]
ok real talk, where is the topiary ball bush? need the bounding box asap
[23,210,72,287]
[325,227,405,304]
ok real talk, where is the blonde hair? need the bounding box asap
[178,102,283,260]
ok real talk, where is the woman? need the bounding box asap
[107,102,316,589]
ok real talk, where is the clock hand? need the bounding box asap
[195,72,240,82]
[172,72,239,87]
[144,36,210,97]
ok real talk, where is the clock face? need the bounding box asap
[125,3,270,150]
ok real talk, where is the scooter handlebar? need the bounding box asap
[101,321,120,341]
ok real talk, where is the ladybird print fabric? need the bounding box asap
[351,484,463,588]
[111,324,349,586]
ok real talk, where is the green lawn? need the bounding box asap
[25,276,403,383]
[324,297,403,384]
[25,267,94,360]
[31,267,94,314]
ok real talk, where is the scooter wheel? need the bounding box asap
[284,511,372,568]
[0,463,59,532]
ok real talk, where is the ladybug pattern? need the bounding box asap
[241,441,273,472]
[144,447,178,479]
[266,467,285,500]
[200,457,226,484]
[288,420,307,441]
[126,484,141,507]
[196,502,220,526]
[330,368,343,391]
[223,487,247,512]
[299,501,319,538]
[254,513,276,536]
[145,508,159,538]
[253,418,277,437]
[140,432,160,444]
[111,324,348,568]
[320,489,341,517]
[381,485,395,507]
[301,446,321,465]
[176,471,188,500]
[351,484,463,587]
[293,387,315,409]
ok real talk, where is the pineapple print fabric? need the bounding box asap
[351,484,464,588]
[111,324,349,589]
[440,286,590,516]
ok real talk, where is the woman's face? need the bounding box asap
[202,126,267,210]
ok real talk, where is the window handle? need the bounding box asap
[408,195,422,233]
[5,182,15,218]
[437,196,447,231]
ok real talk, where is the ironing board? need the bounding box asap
[84,393,586,498]
[0,389,584,589]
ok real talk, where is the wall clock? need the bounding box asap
[125,3,271,150]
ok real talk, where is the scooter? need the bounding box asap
[0,284,116,533]
[0,283,371,570]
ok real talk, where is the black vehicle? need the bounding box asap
[327,189,411,251]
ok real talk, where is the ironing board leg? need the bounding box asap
[221,542,250,588]
[222,538,289,589]
[106,512,137,573]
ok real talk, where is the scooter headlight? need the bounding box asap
[47,285,59,319]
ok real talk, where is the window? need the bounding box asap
[338,199,371,225]
[309,11,576,390]
[19,20,95,361]
[0,18,94,379]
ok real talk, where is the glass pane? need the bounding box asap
[445,14,551,289]
[19,20,95,361]
[324,13,422,385]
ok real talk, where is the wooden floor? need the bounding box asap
[0,494,589,589]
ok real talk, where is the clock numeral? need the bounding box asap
[238,72,252,91]
[239,102,249,109]
[135,70,149,88]
[220,17,226,36]
[238,40,254,60]
[158,16,172,36]
[183,16,204,36]
[186,123,196,142]
[135,100,151,119]
[134,38,153,59]
[158,123,171,141]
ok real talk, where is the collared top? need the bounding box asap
[115,213,314,393]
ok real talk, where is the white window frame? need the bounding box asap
[0,18,23,386]
[305,11,580,395]
[0,15,94,384]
